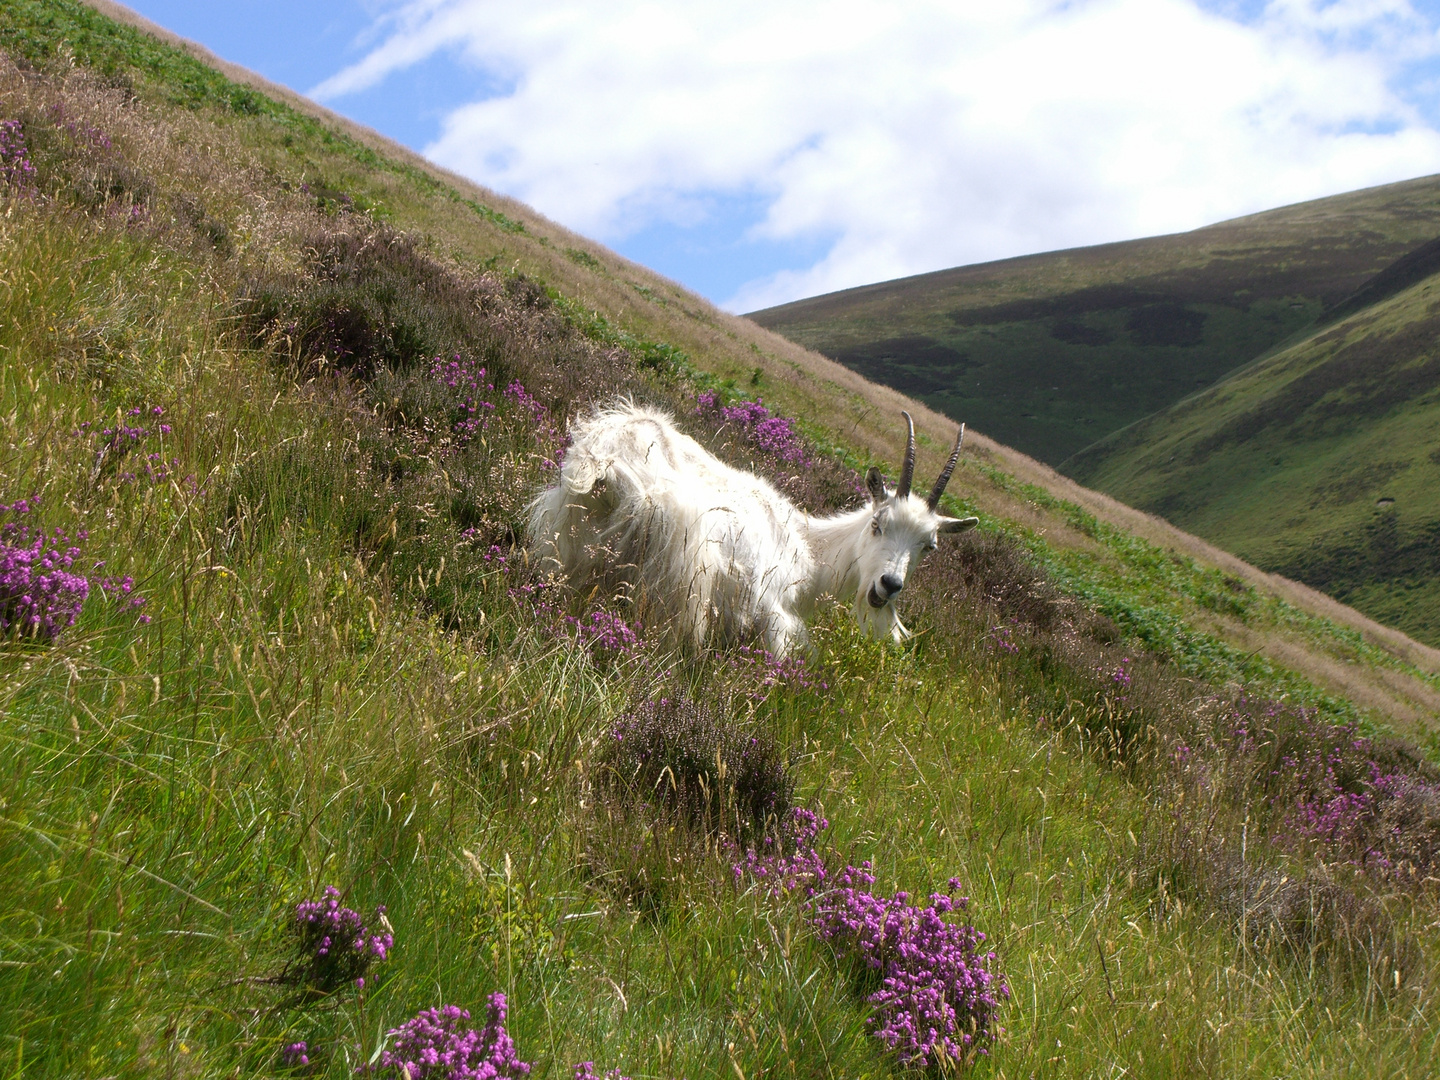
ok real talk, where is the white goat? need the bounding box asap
[526,400,978,656]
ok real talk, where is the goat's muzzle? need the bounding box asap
[868,578,903,608]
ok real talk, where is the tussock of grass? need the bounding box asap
[2,19,1440,1080]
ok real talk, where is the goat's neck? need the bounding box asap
[804,506,872,602]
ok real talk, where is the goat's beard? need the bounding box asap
[853,590,909,644]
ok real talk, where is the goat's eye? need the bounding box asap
[871,520,882,536]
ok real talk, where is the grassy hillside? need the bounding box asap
[1066,264,1440,647]
[749,177,1440,466]
[4,3,1440,1078]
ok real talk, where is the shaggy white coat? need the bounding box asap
[527,401,976,656]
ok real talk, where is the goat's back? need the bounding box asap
[527,401,813,652]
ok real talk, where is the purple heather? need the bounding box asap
[376,994,530,1080]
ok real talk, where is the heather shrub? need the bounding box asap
[377,995,530,1080]
[692,389,862,513]
[240,227,479,378]
[0,70,155,216]
[242,224,642,415]
[1130,784,1419,990]
[738,809,1008,1068]
[0,116,36,193]
[289,886,392,995]
[1199,694,1440,877]
[601,694,793,840]
[913,529,1118,642]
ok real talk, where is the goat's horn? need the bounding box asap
[927,423,965,510]
[896,411,916,498]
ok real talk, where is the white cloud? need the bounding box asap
[313,0,1440,311]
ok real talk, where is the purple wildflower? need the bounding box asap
[0,498,149,639]
[810,875,1007,1066]
[292,886,392,993]
[282,1041,310,1067]
[0,120,36,193]
[430,353,497,444]
[376,994,530,1080]
[573,609,643,658]
[986,624,1019,654]
[571,1064,629,1080]
[0,515,89,640]
[736,809,1008,1066]
[696,390,812,466]
[728,645,828,698]
[735,807,830,898]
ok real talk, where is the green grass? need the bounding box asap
[1,9,1440,1080]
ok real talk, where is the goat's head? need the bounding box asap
[854,412,978,641]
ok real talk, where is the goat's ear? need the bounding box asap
[865,466,888,503]
[938,515,979,533]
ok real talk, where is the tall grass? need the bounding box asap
[1,38,1439,1080]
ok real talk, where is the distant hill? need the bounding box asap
[751,180,1440,644]
[749,178,1440,466]
[1065,265,1440,646]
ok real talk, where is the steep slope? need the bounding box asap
[749,178,1440,465]
[1066,266,1440,646]
[5,4,1440,1078]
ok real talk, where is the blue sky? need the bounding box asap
[124,1,1440,311]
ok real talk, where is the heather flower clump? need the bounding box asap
[738,808,1008,1067]
[427,356,559,466]
[281,1042,310,1067]
[430,353,497,444]
[727,644,829,698]
[734,807,830,898]
[571,1064,629,1080]
[1,516,88,640]
[1,498,147,641]
[506,578,646,663]
[571,608,644,659]
[377,994,530,1080]
[0,119,36,192]
[292,886,393,993]
[606,695,794,836]
[811,868,1007,1066]
[696,390,812,466]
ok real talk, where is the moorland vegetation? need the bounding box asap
[3,3,1440,1077]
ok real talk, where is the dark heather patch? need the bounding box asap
[1125,303,1207,347]
[1188,313,1440,459]
[830,336,969,396]
[1308,462,1412,508]
[946,284,1168,327]
[1050,318,1115,346]
[1273,514,1440,594]
[1322,235,1440,325]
